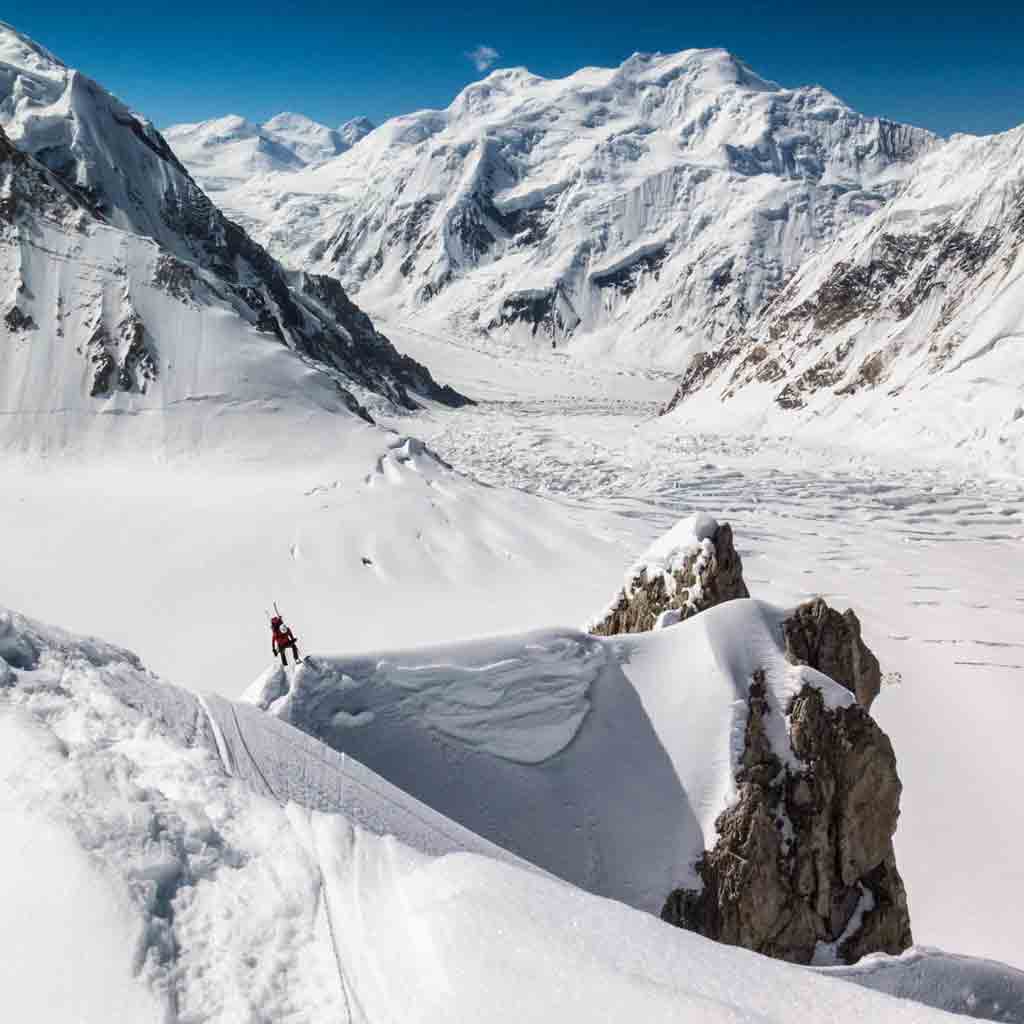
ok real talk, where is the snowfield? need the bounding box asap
[4,605,1023,1022]
[3,317,1023,975]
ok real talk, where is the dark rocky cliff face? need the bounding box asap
[782,598,882,711]
[596,514,909,964]
[662,676,911,964]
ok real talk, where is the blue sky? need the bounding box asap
[4,1,1023,136]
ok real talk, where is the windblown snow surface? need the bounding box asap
[4,604,1022,1022]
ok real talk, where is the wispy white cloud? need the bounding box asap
[466,45,500,73]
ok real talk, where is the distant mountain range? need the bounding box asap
[3,15,1022,468]
[189,50,935,370]
[164,112,375,192]
[170,49,1023,468]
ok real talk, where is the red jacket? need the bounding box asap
[272,624,297,652]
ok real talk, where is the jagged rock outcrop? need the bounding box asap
[594,516,883,712]
[592,513,748,635]
[662,673,912,964]
[595,515,907,964]
[782,597,882,710]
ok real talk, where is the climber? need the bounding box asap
[271,615,301,667]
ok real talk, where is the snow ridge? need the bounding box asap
[242,599,858,916]
[3,604,1023,1021]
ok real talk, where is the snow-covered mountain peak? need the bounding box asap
[0,24,466,458]
[210,48,934,368]
[0,19,66,75]
[339,114,375,144]
[617,47,775,92]
[165,109,375,191]
[263,110,321,132]
[171,113,261,145]
[261,110,347,164]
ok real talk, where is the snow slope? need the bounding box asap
[164,112,374,195]
[0,429,640,690]
[824,948,1024,1021]
[663,121,1024,474]
[211,49,932,368]
[245,598,854,913]
[4,602,1020,1022]
[0,126,383,457]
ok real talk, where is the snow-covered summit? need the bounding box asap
[165,109,375,193]
[213,47,934,367]
[339,115,375,147]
